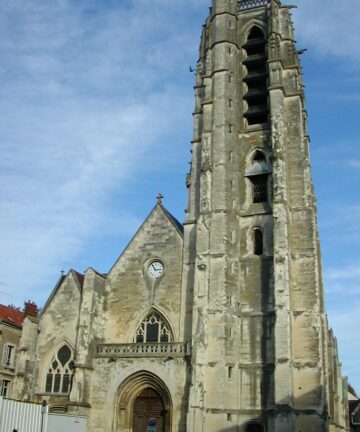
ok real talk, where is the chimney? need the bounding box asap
[23,300,38,318]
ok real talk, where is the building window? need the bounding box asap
[45,345,74,394]
[2,343,16,368]
[254,228,263,256]
[352,408,360,425]
[245,151,270,205]
[0,379,10,397]
[135,311,172,343]
[243,26,268,126]
[251,175,268,203]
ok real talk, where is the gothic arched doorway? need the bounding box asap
[113,371,172,432]
[133,387,165,432]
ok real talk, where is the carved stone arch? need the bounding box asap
[246,225,264,256]
[242,20,267,42]
[245,147,268,170]
[47,338,75,355]
[238,19,265,58]
[113,370,172,432]
[131,307,176,343]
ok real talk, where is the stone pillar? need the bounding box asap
[12,317,39,401]
[186,1,239,431]
[69,269,105,412]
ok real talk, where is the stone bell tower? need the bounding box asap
[182,0,342,431]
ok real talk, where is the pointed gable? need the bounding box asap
[108,203,183,277]
[41,269,83,316]
[104,203,184,343]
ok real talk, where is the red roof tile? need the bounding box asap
[0,304,24,328]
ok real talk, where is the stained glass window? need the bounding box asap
[45,345,74,394]
[135,312,172,343]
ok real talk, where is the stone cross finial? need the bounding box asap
[156,193,164,204]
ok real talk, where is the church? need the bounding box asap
[12,0,349,431]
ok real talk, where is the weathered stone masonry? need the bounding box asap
[13,1,348,432]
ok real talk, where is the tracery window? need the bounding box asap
[135,311,172,343]
[45,345,74,394]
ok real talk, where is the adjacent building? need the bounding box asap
[0,302,37,398]
[348,386,360,432]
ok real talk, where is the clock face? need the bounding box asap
[147,261,164,279]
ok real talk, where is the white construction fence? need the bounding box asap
[0,397,87,432]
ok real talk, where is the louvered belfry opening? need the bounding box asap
[243,26,269,126]
[251,175,268,203]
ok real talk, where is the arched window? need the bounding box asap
[243,26,268,125]
[45,345,74,394]
[246,151,270,204]
[135,311,172,343]
[254,228,263,256]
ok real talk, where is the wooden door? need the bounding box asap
[133,388,165,432]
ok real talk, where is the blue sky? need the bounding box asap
[0,1,359,391]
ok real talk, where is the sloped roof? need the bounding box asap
[83,267,107,279]
[349,383,359,399]
[72,269,85,286]
[159,203,184,235]
[0,304,24,328]
[40,269,84,317]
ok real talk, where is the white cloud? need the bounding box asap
[292,0,360,68]
[349,160,360,170]
[327,266,360,282]
[0,0,200,305]
[324,261,360,296]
